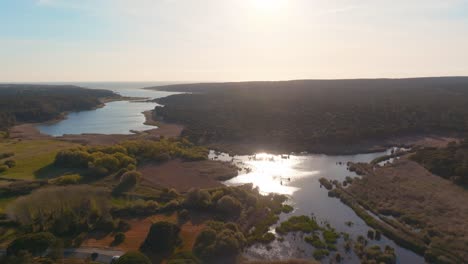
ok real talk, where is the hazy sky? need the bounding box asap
[1,0,468,82]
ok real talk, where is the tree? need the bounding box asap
[193,222,246,262]
[140,221,181,254]
[216,195,242,217]
[116,251,151,264]
[7,232,57,256]
[184,188,211,209]
[113,171,141,194]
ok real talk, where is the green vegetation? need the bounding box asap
[0,140,77,180]
[54,139,208,180]
[0,84,117,130]
[322,229,339,244]
[115,251,151,264]
[49,174,82,186]
[312,249,329,260]
[168,251,201,264]
[318,178,333,190]
[6,186,113,236]
[113,232,125,245]
[304,235,327,249]
[113,171,141,194]
[152,77,468,153]
[216,195,242,217]
[354,244,396,264]
[281,204,294,213]
[140,221,181,254]
[193,221,246,263]
[275,215,319,234]
[7,232,57,256]
[411,139,468,185]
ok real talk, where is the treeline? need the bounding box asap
[411,139,468,186]
[55,138,207,173]
[0,84,117,130]
[151,77,468,152]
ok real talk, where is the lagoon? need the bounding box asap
[36,83,178,136]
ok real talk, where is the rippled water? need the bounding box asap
[210,150,424,264]
[36,82,179,136]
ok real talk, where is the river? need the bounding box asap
[209,151,424,263]
[37,83,424,263]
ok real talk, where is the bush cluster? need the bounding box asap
[193,221,246,263]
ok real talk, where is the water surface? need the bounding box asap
[37,82,179,136]
[210,150,424,264]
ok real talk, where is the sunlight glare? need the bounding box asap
[252,0,286,12]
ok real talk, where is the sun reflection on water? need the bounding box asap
[210,151,319,195]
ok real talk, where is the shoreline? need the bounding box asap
[205,134,460,156]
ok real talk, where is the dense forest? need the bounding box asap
[411,139,468,186]
[0,84,117,130]
[151,77,468,153]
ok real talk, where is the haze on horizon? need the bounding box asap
[1,0,468,82]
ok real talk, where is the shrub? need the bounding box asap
[168,251,201,264]
[54,149,90,168]
[216,195,241,217]
[178,209,190,222]
[6,186,111,235]
[116,251,151,264]
[323,229,339,244]
[184,188,212,209]
[113,232,126,245]
[0,165,8,173]
[116,219,131,232]
[94,215,116,233]
[4,160,16,168]
[113,171,141,194]
[7,232,56,256]
[193,222,246,262]
[319,178,333,190]
[281,204,294,213]
[141,221,181,254]
[313,249,330,260]
[305,235,327,249]
[0,152,14,159]
[275,216,319,234]
[50,174,82,185]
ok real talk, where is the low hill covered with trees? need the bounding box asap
[150,77,468,153]
[0,84,117,130]
[411,139,468,186]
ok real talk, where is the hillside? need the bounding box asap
[149,77,468,153]
[0,84,118,130]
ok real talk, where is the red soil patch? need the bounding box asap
[139,159,238,192]
[83,213,205,252]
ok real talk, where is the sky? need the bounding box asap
[1,0,468,82]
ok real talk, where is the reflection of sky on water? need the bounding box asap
[37,85,180,136]
[219,153,319,195]
[209,149,425,264]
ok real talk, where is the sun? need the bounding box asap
[252,0,286,12]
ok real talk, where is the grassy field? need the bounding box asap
[0,139,77,180]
